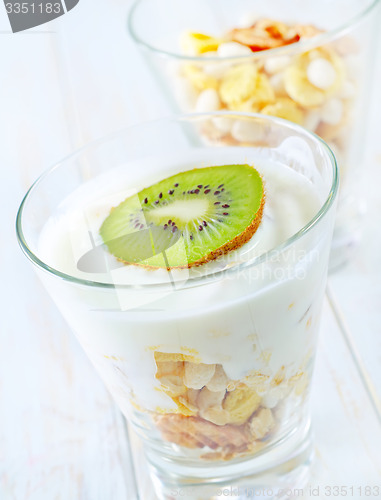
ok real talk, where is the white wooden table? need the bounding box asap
[1,1,380,498]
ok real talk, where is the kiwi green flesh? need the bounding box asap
[100,164,264,269]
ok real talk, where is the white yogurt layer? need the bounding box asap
[38,146,328,413]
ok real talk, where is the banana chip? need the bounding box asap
[223,385,261,424]
[284,48,344,108]
[284,65,327,108]
[261,97,304,124]
[184,361,216,389]
[182,64,219,91]
[181,32,223,55]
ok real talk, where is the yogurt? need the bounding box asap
[37,146,331,460]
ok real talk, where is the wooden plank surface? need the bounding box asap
[1,0,381,498]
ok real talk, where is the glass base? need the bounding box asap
[144,420,314,500]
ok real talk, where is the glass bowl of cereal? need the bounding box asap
[128,0,380,267]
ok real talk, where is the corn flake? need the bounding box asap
[261,97,304,124]
[223,385,261,424]
[182,64,219,91]
[219,63,258,108]
[184,361,215,389]
[197,387,226,411]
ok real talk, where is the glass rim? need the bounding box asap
[16,111,339,291]
[127,0,381,61]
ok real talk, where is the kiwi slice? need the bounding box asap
[100,164,264,269]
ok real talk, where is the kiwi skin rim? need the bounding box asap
[115,183,266,271]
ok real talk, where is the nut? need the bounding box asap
[217,41,252,57]
[306,58,337,90]
[195,88,221,113]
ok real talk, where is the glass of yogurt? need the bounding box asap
[128,0,379,268]
[17,113,338,499]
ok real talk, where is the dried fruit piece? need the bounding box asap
[229,20,300,52]
[181,32,223,55]
[223,385,261,424]
[294,24,324,39]
[184,362,215,389]
[249,408,275,439]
